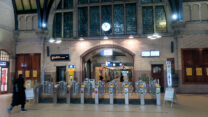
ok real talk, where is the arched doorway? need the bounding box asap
[81,44,135,83]
[0,50,10,94]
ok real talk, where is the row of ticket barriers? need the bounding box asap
[35,79,161,105]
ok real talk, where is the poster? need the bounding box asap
[186,68,192,76]
[18,70,23,75]
[25,88,34,100]
[1,68,8,92]
[25,70,30,78]
[33,70,37,77]
[196,68,202,76]
[206,68,208,76]
[25,80,31,88]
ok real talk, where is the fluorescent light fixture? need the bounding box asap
[128,35,134,39]
[104,36,109,40]
[55,38,62,44]
[79,37,84,41]
[101,49,113,56]
[49,37,55,43]
[147,33,161,40]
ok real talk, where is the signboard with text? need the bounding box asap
[50,54,70,61]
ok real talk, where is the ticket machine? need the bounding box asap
[135,80,147,105]
[67,65,76,85]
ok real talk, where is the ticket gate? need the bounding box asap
[83,80,92,96]
[72,81,80,96]
[149,79,161,105]
[121,81,133,105]
[108,82,115,104]
[94,80,105,104]
[135,80,147,105]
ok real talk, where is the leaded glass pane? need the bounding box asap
[142,6,154,34]
[30,0,37,9]
[15,0,23,11]
[40,0,44,8]
[102,0,112,2]
[102,5,112,35]
[22,0,31,10]
[141,0,152,3]
[154,0,162,2]
[126,3,137,34]
[64,0,73,9]
[64,12,73,38]
[114,5,124,35]
[57,0,62,9]
[53,13,62,38]
[90,7,100,36]
[79,0,88,4]
[78,7,88,37]
[155,6,167,33]
[90,0,99,3]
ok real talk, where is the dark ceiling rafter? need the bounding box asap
[12,0,18,30]
[36,0,42,28]
[28,0,32,10]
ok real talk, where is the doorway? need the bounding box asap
[56,66,66,82]
[151,64,164,92]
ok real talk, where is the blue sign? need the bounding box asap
[101,49,113,56]
[68,65,76,69]
[50,54,70,61]
[0,61,9,67]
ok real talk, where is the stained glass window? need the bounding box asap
[155,6,167,33]
[15,0,24,11]
[30,0,37,10]
[78,7,88,37]
[40,0,44,8]
[64,0,73,9]
[79,0,88,4]
[90,7,100,36]
[113,5,124,35]
[102,5,112,35]
[141,0,152,3]
[53,13,62,38]
[142,6,154,34]
[22,0,31,10]
[0,51,9,61]
[57,0,63,9]
[64,12,73,38]
[126,3,137,34]
[90,0,99,3]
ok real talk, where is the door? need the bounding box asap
[56,66,66,82]
[151,64,164,92]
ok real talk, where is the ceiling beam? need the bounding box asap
[12,0,18,30]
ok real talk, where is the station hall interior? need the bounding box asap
[0,0,208,117]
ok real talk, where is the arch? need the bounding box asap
[201,3,208,20]
[80,44,135,59]
[191,4,200,21]
[80,44,135,82]
[183,5,191,21]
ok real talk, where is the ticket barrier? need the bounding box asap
[80,84,85,104]
[149,80,161,106]
[94,81,105,104]
[66,84,72,104]
[135,80,147,105]
[83,80,92,96]
[42,81,53,95]
[72,81,80,96]
[108,82,114,104]
[122,81,133,105]
[53,84,59,104]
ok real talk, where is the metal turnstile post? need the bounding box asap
[109,87,114,104]
[80,84,85,104]
[156,87,161,106]
[67,85,72,104]
[124,87,129,105]
[95,87,99,104]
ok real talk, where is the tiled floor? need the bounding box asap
[1,94,208,117]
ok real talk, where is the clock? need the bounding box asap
[102,22,111,31]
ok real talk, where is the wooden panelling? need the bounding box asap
[182,48,208,84]
[16,54,41,83]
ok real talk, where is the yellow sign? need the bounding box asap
[196,68,202,76]
[25,70,30,78]
[25,80,31,88]
[68,68,76,71]
[186,68,192,76]
[33,70,37,77]
[207,68,208,76]
[68,71,74,76]
[18,70,23,75]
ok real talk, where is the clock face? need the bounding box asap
[102,22,111,31]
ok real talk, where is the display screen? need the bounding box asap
[141,50,160,57]
[101,49,113,56]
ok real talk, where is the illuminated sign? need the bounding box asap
[50,54,70,61]
[0,62,9,67]
[141,50,160,57]
[166,61,172,88]
[68,65,76,69]
[101,49,113,56]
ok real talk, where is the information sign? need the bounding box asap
[164,88,174,101]
[25,88,34,100]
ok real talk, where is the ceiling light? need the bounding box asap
[172,14,178,20]
[79,37,84,41]
[104,36,109,40]
[49,37,55,43]
[128,35,134,39]
[147,33,162,40]
[42,23,47,28]
[55,38,62,44]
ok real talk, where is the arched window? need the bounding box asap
[0,50,9,62]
